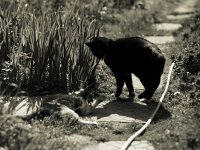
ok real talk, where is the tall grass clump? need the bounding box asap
[0,0,101,94]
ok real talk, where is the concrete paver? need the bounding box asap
[86,141,155,150]
[153,23,182,31]
[144,36,175,44]
[174,0,198,14]
[92,101,159,123]
[166,14,193,20]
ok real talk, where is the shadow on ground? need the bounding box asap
[92,98,171,123]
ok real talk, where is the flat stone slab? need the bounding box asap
[174,8,197,15]
[173,0,198,14]
[0,98,39,117]
[153,23,182,31]
[92,101,158,123]
[144,36,175,44]
[166,14,193,20]
[91,72,168,123]
[86,141,155,150]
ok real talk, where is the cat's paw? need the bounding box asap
[139,98,155,104]
[139,98,149,103]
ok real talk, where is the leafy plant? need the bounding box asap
[0,0,101,94]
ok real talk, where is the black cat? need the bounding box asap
[86,37,166,103]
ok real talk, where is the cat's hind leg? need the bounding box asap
[138,75,161,102]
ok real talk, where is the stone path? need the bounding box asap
[91,0,198,149]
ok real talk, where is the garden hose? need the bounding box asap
[120,62,175,150]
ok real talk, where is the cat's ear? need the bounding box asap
[86,37,110,49]
[85,41,93,48]
[95,37,110,50]
[85,38,106,59]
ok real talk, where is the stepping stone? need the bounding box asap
[153,23,182,31]
[86,141,155,150]
[91,73,168,123]
[166,14,193,20]
[174,8,197,15]
[144,36,175,44]
[0,98,38,117]
[173,0,198,15]
[92,101,158,123]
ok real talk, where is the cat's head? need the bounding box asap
[85,37,111,59]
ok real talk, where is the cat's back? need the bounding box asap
[114,37,157,50]
[111,37,162,58]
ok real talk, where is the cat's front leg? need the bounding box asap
[114,74,125,98]
[125,73,135,99]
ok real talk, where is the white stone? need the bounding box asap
[153,23,182,31]
[92,101,158,123]
[173,0,198,14]
[166,14,193,20]
[85,141,155,150]
[145,36,175,44]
